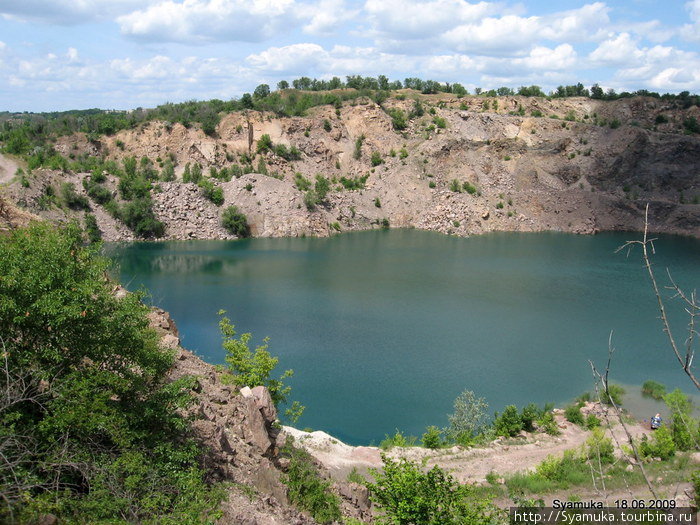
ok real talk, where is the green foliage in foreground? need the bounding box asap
[366,454,500,525]
[0,223,222,523]
[281,440,342,524]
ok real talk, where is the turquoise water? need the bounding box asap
[106,230,700,445]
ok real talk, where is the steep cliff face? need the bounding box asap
[146,307,371,524]
[5,92,700,240]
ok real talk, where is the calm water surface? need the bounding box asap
[106,230,700,445]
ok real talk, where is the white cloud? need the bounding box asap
[0,0,151,24]
[367,2,609,56]
[364,0,495,40]
[589,33,643,65]
[247,43,326,73]
[681,0,700,41]
[521,44,577,70]
[117,0,299,44]
[303,0,357,36]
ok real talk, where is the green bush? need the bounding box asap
[380,429,416,450]
[366,454,497,525]
[339,174,368,190]
[353,134,364,160]
[387,108,407,130]
[585,428,614,464]
[663,389,696,450]
[602,384,625,406]
[59,182,90,210]
[257,133,273,153]
[282,441,341,524]
[450,179,462,193]
[0,223,221,522]
[371,151,383,166]
[119,197,165,238]
[585,414,601,429]
[494,405,523,437]
[118,174,151,200]
[537,410,560,435]
[323,119,331,132]
[84,213,101,243]
[642,380,667,400]
[160,159,176,181]
[433,116,447,129]
[422,426,443,449]
[521,403,540,432]
[87,182,113,204]
[221,205,250,237]
[462,181,477,194]
[565,404,585,426]
[446,390,488,445]
[294,172,311,191]
[199,178,224,206]
[374,197,381,208]
[640,426,676,460]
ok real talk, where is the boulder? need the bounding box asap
[243,396,274,456]
[251,385,277,423]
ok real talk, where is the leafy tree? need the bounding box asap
[445,390,489,445]
[0,223,220,522]
[253,84,271,99]
[366,454,498,525]
[160,158,175,181]
[219,311,293,406]
[663,389,696,450]
[520,403,540,432]
[221,205,250,237]
[119,197,165,238]
[277,80,289,90]
[190,162,203,184]
[494,405,523,437]
[421,426,443,449]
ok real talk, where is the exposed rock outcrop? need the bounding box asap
[6,93,699,241]
[146,306,372,524]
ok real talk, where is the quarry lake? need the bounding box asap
[106,230,700,445]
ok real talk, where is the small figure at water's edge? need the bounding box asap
[650,413,662,430]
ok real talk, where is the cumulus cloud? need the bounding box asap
[247,43,326,73]
[117,0,300,44]
[681,0,700,41]
[589,33,700,91]
[588,33,644,65]
[0,0,150,24]
[303,0,357,36]
[364,0,495,40]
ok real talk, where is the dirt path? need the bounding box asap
[285,407,653,485]
[0,153,20,184]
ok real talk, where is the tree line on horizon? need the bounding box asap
[1,74,698,159]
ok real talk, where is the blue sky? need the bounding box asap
[0,0,698,112]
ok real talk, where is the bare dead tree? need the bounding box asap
[617,203,699,390]
[589,332,659,499]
